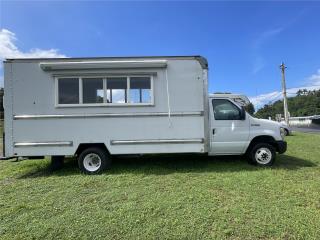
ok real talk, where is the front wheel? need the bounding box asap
[78,147,111,174]
[249,143,276,166]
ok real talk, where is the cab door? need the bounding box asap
[209,98,250,155]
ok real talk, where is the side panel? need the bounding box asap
[9,59,207,156]
[3,62,14,157]
[13,116,205,155]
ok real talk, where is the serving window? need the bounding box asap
[56,75,153,106]
[58,78,79,104]
[107,77,127,104]
[130,77,152,104]
[82,78,104,104]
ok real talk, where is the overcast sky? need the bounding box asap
[1,1,320,108]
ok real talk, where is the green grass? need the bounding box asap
[0,132,320,239]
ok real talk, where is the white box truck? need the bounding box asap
[3,56,287,174]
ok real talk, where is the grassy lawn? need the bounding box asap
[0,132,319,239]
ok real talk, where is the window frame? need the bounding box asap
[212,98,242,121]
[55,75,154,107]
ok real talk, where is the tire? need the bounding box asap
[51,156,64,171]
[284,129,289,136]
[78,147,111,174]
[249,143,276,166]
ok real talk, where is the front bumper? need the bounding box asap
[276,140,287,154]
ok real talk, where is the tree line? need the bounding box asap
[254,89,320,119]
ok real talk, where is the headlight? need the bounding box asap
[280,127,285,139]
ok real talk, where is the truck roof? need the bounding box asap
[4,55,208,69]
[210,93,251,106]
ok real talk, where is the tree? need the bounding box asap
[244,102,255,115]
[296,89,303,96]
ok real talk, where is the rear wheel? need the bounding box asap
[249,143,276,166]
[78,147,111,174]
[284,129,289,136]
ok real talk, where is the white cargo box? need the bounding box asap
[3,56,209,157]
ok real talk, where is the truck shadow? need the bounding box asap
[16,154,317,179]
[110,154,316,174]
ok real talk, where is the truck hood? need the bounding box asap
[250,117,281,129]
[249,116,283,141]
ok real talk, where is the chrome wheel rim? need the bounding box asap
[255,148,272,164]
[83,153,101,172]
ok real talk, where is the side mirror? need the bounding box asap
[240,106,246,120]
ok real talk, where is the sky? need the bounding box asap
[1,1,320,109]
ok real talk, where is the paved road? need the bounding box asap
[292,127,320,134]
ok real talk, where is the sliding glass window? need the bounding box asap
[58,78,79,104]
[57,76,152,106]
[130,77,151,103]
[82,78,104,104]
[107,77,127,104]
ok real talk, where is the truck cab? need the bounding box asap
[209,94,287,166]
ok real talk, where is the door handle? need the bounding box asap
[212,129,215,135]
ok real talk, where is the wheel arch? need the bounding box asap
[246,135,278,154]
[75,143,110,156]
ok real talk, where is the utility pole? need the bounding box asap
[280,62,289,125]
